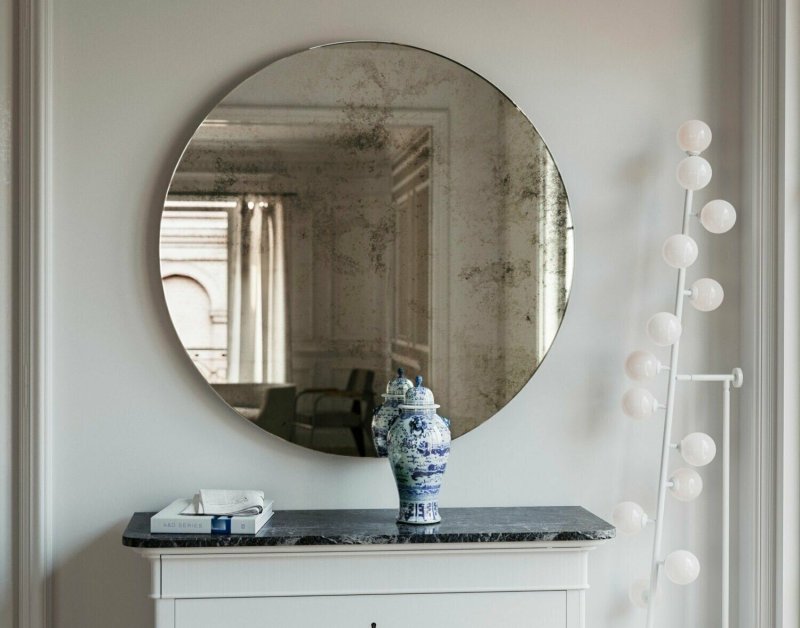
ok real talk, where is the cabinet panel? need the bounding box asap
[161,547,588,598]
[175,591,567,628]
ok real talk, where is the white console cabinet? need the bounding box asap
[124,507,613,628]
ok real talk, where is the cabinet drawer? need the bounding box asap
[160,547,588,598]
[175,591,567,628]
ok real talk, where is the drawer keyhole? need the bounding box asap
[371,624,377,628]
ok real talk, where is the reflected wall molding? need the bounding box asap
[17,1,53,628]
[203,105,452,400]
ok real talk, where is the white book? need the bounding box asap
[151,498,274,535]
[181,489,266,516]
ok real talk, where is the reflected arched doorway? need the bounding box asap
[162,274,227,381]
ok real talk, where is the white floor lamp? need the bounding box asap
[613,120,743,628]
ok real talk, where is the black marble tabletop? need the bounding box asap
[122,507,614,548]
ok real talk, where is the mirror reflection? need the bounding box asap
[160,42,573,456]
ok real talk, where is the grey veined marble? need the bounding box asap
[122,507,614,548]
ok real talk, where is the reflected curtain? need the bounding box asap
[535,154,572,360]
[227,195,291,383]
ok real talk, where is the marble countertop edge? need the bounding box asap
[122,506,615,549]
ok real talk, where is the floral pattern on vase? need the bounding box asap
[371,368,414,457]
[387,376,451,524]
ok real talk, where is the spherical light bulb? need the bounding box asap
[612,501,649,536]
[677,120,712,154]
[689,278,724,312]
[700,199,737,234]
[629,578,650,609]
[664,550,701,585]
[646,312,682,346]
[676,156,712,191]
[679,432,717,467]
[662,234,699,269]
[622,388,659,420]
[668,467,703,501]
[625,350,661,381]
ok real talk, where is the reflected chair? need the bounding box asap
[253,386,296,441]
[212,383,297,441]
[292,369,376,456]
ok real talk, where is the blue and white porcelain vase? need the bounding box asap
[371,368,414,457]
[387,376,451,524]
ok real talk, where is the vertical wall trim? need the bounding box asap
[741,0,783,626]
[17,0,52,627]
[777,0,800,624]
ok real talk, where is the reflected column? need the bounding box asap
[227,196,264,383]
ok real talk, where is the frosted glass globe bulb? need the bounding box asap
[677,120,712,154]
[664,550,701,585]
[612,501,649,536]
[690,278,724,312]
[662,234,699,269]
[625,350,661,381]
[622,388,659,420]
[669,467,703,501]
[646,312,682,347]
[676,156,712,191]
[700,199,737,234]
[629,578,650,609]
[679,432,717,467]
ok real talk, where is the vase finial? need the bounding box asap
[415,375,423,387]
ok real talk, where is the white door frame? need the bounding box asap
[777,3,800,625]
[17,1,53,628]
[740,0,798,626]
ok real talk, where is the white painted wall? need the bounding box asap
[46,1,740,627]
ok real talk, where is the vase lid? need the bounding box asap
[383,368,414,398]
[400,376,440,409]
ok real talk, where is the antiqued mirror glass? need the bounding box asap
[160,42,573,457]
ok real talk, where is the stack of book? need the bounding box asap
[151,489,274,535]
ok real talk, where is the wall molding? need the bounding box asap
[740,0,794,626]
[17,1,53,627]
[777,1,800,624]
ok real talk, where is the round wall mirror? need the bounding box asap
[160,42,573,457]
